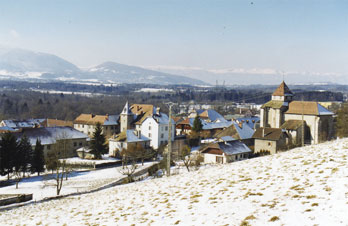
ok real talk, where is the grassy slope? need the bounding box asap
[1,139,348,226]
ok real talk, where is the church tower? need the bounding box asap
[120,101,133,132]
[260,81,293,128]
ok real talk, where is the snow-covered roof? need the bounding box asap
[202,140,251,156]
[220,136,236,142]
[196,109,227,122]
[14,126,89,146]
[1,118,45,129]
[235,117,260,129]
[150,113,175,125]
[0,126,18,132]
[110,129,150,143]
[232,121,255,140]
[202,121,233,130]
[74,114,119,126]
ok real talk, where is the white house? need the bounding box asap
[201,140,252,164]
[109,129,150,157]
[140,111,175,150]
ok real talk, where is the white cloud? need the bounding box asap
[9,29,20,39]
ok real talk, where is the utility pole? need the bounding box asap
[167,104,173,176]
[302,96,305,147]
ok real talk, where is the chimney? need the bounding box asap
[156,107,160,115]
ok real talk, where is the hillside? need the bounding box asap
[1,139,348,225]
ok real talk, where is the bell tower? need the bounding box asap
[120,101,133,132]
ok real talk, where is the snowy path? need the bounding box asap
[0,162,155,203]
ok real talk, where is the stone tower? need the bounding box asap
[120,101,133,132]
[260,81,293,128]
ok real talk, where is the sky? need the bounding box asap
[0,0,347,80]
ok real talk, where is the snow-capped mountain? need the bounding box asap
[0,48,207,85]
[86,61,206,85]
[0,48,80,78]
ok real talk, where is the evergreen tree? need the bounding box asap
[0,132,18,180]
[336,103,348,138]
[18,135,33,177]
[31,139,45,176]
[90,122,107,159]
[192,115,203,133]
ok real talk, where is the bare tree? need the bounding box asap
[179,145,193,172]
[45,131,72,195]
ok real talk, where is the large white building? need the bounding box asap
[118,102,175,150]
[140,112,175,150]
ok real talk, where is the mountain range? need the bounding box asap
[0,48,207,85]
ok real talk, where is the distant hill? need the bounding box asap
[0,48,207,85]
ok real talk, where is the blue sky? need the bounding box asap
[0,0,347,78]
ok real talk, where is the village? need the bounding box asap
[0,81,340,207]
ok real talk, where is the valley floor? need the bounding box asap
[1,139,348,226]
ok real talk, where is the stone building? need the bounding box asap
[257,81,334,151]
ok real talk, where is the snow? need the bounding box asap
[135,88,174,93]
[0,162,153,202]
[1,139,348,225]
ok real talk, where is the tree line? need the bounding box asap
[0,133,45,188]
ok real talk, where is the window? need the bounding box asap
[82,125,85,128]
[79,142,83,146]
[74,142,77,147]
[149,126,151,130]
[47,145,51,150]
[161,133,164,139]
[216,156,223,164]
[165,126,168,131]
[148,133,152,138]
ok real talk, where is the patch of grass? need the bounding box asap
[331,168,339,174]
[306,195,317,199]
[244,215,256,220]
[240,220,252,226]
[269,216,279,222]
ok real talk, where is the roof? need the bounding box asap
[202,140,251,156]
[44,119,73,127]
[195,109,227,122]
[130,104,154,115]
[144,112,175,125]
[272,81,293,96]
[110,129,150,143]
[262,100,287,109]
[0,126,18,132]
[219,136,236,142]
[130,104,156,125]
[285,101,334,116]
[252,128,285,141]
[13,127,89,146]
[235,117,260,129]
[214,121,255,140]
[73,114,119,126]
[202,121,233,130]
[1,118,46,129]
[280,120,304,130]
[172,117,183,124]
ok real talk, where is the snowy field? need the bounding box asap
[1,139,348,225]
[0,162,153,202]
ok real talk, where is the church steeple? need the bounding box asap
[272,81,293,102]
[120,101,133,132]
